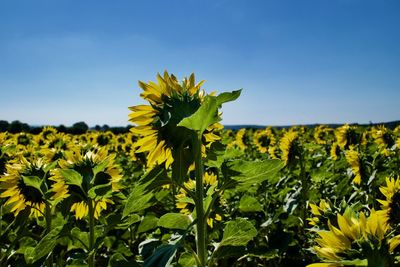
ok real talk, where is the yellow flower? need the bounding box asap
[378,177,400,225]
[330,142,340,161]
[311,209,390,263]
[345,148,362,185]
[253,127,276,155]
[175,172,222,227]
[54,145,122,220]
[0,156,67,217]
[128,71,221,168]
[308,200,331,226]
[314,125,333,145]
[70,199,114,220]
[335,124,350,149]
[280,129,299,166]
[234,128,247,151]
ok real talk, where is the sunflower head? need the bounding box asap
[53,145,122,219]
[175,171,222,227]
[378,177,400,226]
[311,208,391,264]
[335,124,359,150]
[314,125,333,145]
[280,129,301,166]
[0,156,66,217]
[345,148,363,185]
[253,127,276,155]
[330,142,340,160]
[129,71,222,168]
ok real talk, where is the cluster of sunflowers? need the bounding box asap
[1,72,400,266]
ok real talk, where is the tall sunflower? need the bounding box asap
[128,71,222,168]
[0,156,68,217]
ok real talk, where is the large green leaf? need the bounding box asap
[219,218,257,247]
[224,159,284,189]
[158,213,191,230]
[25,225,64,264]
[177,90,241,134]
[239,195,263,213]
[137,214,159,233]
[21,175,43,193]
[122,186,154,217]
[60,169,83,188]
[216,89,242,106]
[178,95,219,134]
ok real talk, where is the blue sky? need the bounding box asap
[1,0,399,126]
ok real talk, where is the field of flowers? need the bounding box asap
[1,73,400,267]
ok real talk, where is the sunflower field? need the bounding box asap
[1,72,400,267]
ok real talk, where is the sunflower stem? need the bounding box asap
[87,200,95,267]
[193,133,207,267]
[44,202,53,267]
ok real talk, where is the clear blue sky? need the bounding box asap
[1,0,399,126]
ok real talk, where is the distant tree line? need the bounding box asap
[0,120,133,134]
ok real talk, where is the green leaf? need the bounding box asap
[117,214,141,229]
[219,218,257,247]
[178,95,219,134]
[216,89,242,106]
[178,252,197,267]
[137,214,159,233]
[25,225,64,263]
[123,186,154,217]
[93,158,110,176]
[225,159,284,189]
[143,244,179,267]
[21,175,43,193]
[44,161,58,173]
[158,213,191,230]
[239,195,263,213]
[70,227,89,250]
[88,183,113,200]
[60,169,83,187]
[108,253,133,267]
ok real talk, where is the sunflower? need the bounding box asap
[371,125,394,156]
[378,177,400,225]
[128,71,222,169]
[314,125,333,145]
[234,128,248,151]
[335,124,359,150]
[53,145,122,220]
[280,129,300,166]
[345,148,362,185]
[308,200,331,227]
[34,126,58,146]
[253,127,276,155]
[176,171,222,228]
[309,209,395,266]
[330,142,340,161]
[0,156,68,217]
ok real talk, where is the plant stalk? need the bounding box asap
[193,133,206,267]
[87,200,95,267]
